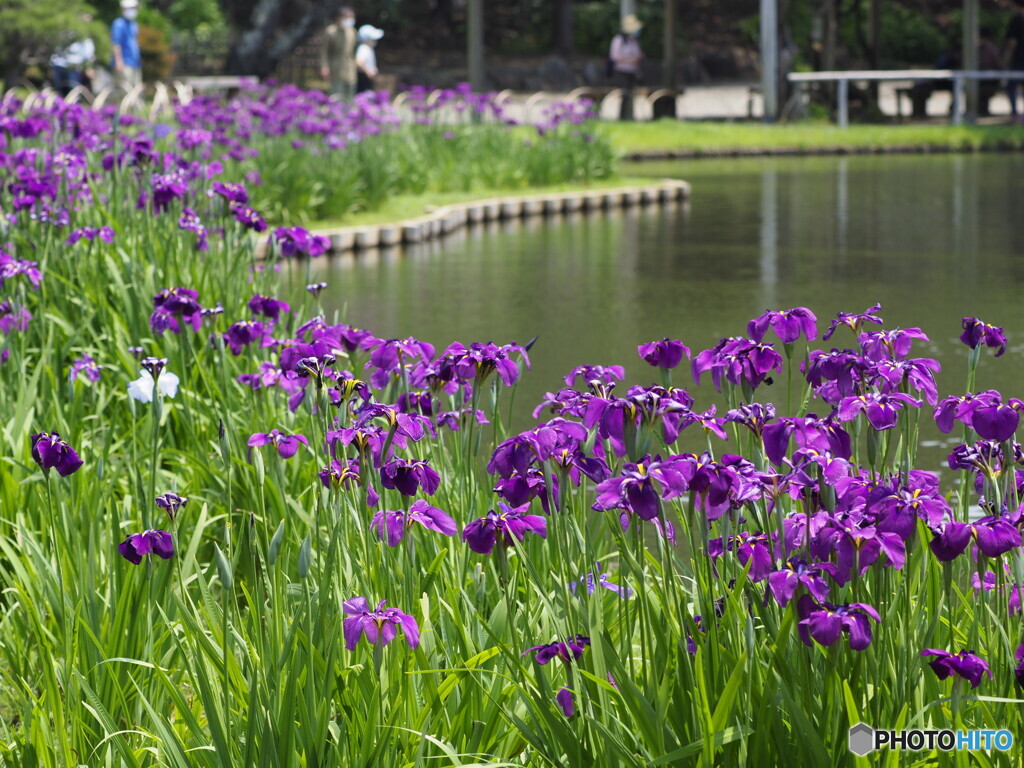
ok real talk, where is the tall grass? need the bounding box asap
[0,89,1021,768]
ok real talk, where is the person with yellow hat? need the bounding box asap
[609,14,644,120]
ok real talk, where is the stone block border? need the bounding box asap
[271,180,690,258]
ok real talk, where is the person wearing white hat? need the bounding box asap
[355,24,384,94]
[111,0,142,90]
[609,14,644,120]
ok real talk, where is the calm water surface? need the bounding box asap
[306,153,1024,470]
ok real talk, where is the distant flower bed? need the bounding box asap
[0,84,1022,766]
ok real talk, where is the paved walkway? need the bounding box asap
[495,82,1020,123]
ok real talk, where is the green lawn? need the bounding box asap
[604,120,1024,154]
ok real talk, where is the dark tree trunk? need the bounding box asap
[555,0,574,57]
[225,0,344,78]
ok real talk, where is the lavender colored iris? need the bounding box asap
[822,303,884,340]
[570,566,632,598]
[306,282,328,296]
[212,181,249,204]
[462,502,547,554]
[920,649,992,688]
[117,529,174,564]
[637,338,690,370]
[796,595,880,651]
[69,354,102,383]
[767,559,837,606]
[960,317,1007,357]
[342,597,419,650]
[66,226,115,245]
[31,432,84,477]
[0,253,43,290]
[371,500,456,546]
[248,429,309,459]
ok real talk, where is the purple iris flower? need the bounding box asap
[637,338,690,370]
[272,226,330,257]
[972,400,1022,442]
[178,208,210,251]
[934,391,993,433]
[494,468,559,515]
[307,282,328,296]
[66,226,115,245]
[960,318,1007,357]
[379,458,440,496]
[370,500,456,546]
[858,328,929,362]
[31,432,84,477]
[69,354,102,383]
[342,597,419,650]
[230,202,268,232]
[223,320,267,355]
[972,569,1022,617]
[929,517,1022,561]
[822,304,884,340]
[762,416,852,466]
[151,287,204,335]
[691,337,783,393]
[873,486,949,540]
[462,502,547,555]
[920,649,992,688]
[725,402,776,439]
[570,565,632,598]
[319,458,362,489]
[0,252,43,290]
[747,307,818,344]
[355,402,434,443]
[488,419,589,479]
[522,635,590,665]
[796,595,880,651]
[248,295,291,323]
[563,364,625,387]
[0,301,32,334]
[708,531,777,582]
[836,392,922,431]
[437,341,529,386]
[593,455,690,521]
[212,181,249,204]
[767,559,838,606]
[117,530,174,565]
[556,688,575,718]
[248,429,309,459]
[822,523,905,584]
[869,358,941,405]
[155,492,188,521]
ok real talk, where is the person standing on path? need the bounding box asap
[320,6,358,102]
[609,15,644,121]
[1005,2,1024,121]
[111,0,141,91]
[356,24,384,94]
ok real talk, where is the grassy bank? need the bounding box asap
[314,176,651,228]
[604,120,1024,155]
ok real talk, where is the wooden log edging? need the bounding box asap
[305,180,690,255]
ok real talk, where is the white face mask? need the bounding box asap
[123,8,138,20]
[342,18,355,28]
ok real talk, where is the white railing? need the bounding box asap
[788,69,1024,127]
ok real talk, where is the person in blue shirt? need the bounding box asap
[111,0,141,90]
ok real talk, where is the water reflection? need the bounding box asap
[303,153,1024,471]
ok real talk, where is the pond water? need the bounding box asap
[307,153,1024,471]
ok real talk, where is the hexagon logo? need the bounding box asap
[848,723,875,756]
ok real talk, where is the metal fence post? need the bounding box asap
[837,78,849,127]
[952,75,964,126]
